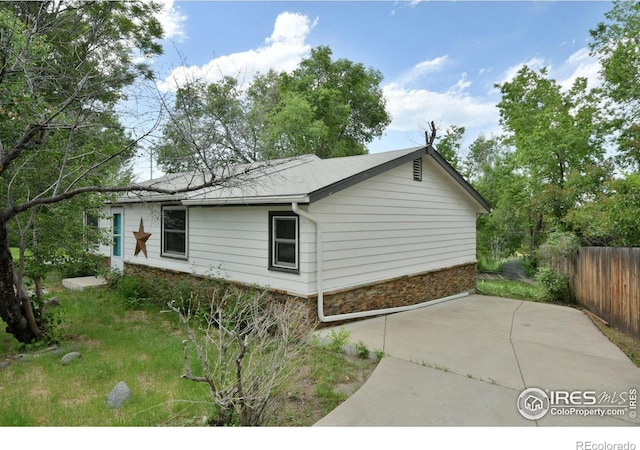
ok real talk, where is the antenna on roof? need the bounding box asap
[425,121,437,146]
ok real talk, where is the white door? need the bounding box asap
[111,207,124,272]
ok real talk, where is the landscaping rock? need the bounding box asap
[0,361,10,370]
[61,352,82,365]
[107,381,131,409]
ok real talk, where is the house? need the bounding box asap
[99,145,491,322]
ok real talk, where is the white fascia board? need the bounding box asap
[181,194,310,206]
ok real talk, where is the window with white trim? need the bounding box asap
[269,212,299,273]
[162,206,187,258]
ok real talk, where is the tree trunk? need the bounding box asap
[0,219,38,343]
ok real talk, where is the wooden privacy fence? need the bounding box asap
[553,247,640,339]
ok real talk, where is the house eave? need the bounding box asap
[181,194,310,207]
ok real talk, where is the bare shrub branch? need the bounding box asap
[167,286,315,426]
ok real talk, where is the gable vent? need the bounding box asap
[413,158,422,182]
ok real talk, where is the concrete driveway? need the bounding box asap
[314,295,640,426]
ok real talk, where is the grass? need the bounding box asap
[476,279,548,302]
[585,312,640,368]
[0,288,376,426]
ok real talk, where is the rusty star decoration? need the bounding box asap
[133,218,151,257]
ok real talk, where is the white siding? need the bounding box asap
[99,203,314,296]
[308,156,478,292]
[98,155,480,297]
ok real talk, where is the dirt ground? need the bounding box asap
[270,354,379,426]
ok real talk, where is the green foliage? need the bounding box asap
[326,327,350,353]
[355,341,369,359]
[56,253,103,279]
[115,274,154,309]
[564,175,640,247]
[590,1,640,171]
[477,256,506,273]
[434,125,465,173]
[276,46,391,159]
[156,45,391,172]
[535,268,573,304]
[104,270,221,311]
[476,279,547,302]
[537,231,580,266]
[0,1,166,343]
[495,66,608,255]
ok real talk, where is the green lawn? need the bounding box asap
[0,287,374,426]
[476,278,548,302]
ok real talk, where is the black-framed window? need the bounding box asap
[269,211,299,273]
[83,211,100,250]
[162,206,187,258]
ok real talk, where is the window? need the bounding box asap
[162,206,187,258]
[84,211,100,250]
[413,158,422,182]
[112,213,122,257]
[269,212,299,273]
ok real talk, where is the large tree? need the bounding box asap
[495,66,609,253]
[156,46,391,172]
[155,76,259,173]
[590,1,640,171]
[274,46,391,159]
[0,1,228,343]
[433,125,465,174]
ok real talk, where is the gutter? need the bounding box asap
[291,202,469,323]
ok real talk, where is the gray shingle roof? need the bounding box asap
[116,146,491,212]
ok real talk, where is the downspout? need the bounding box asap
[292,202,469,323]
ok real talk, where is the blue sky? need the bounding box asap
[137,1,615,176]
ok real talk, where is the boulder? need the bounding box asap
[61,352,82,365]
[107,381,132,409]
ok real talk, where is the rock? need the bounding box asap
[0,361,10,370]
[44,297,60,308]
[107,381,131,409]
[60,352,82,365]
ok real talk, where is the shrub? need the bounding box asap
[535,267,572,304]
[538,231,580,266]
[169,287,314,426]
[355,341,369,359]
[58,253,103,278]
[521,257,538,278]
[326,327,350,353]
[477,255,505,273]
[103,271,156,309]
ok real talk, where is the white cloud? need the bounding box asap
[556,47,602,91]
[447,73,472,95]
[398,56,449,85]
[494,49,602,93]
[499,56,547,86]
[158,12,315,92]
[154,0,188,41]
[382,81,498,134]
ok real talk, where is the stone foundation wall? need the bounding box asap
[121,262,476,320]
[319,263,477,316]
